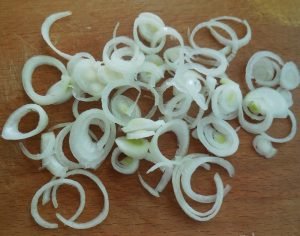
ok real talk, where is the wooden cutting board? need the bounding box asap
[0,0,299,235]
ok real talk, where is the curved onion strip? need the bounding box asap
[41,11,73,60]
[2,104,48,140]
[211,83,242,120]
[209,16,251,49]
[149,119,189,164]
[133,12,166,54]
[243,87,289,120]
[158,80,193,119]
[69,109,116,168]
[173,164,224,221]
[181,155,234,203]
[55,124,82,170]
[185,49,228,76]
[189,20,238,62]
[196,115,239,157]
[151,26,185,69]
[253,135,277,159]
[261,110,297,143]
[245,51,284,90]
[102,36,145,74]
[172,156,234,221]
[55,169,109,229]
[102,81,159,126]
[31,178,85,229]
[252,58,281,87]
[22,55,72,105]
[238,104,274,134]
[111,148,140,174]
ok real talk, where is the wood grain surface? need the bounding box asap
[0,0,300,235]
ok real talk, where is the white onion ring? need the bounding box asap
[245,51,284,90]
[2,104,48,140]
[196,115,239,157]
[69,109,116,169]
[55,169,109,229]
[133,12,166,54]
[31,178,85,229]
[209,16,251,49]
[102,36,145,74]
[149,119,189,164]
[22,55,72,105]
[211,82,242,120]
[41,11,73,60]
[102,81,159,126]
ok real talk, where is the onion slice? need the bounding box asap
[2,104,48,140]
[55,169,109,229]
[41,11,73,60]
[31,178,85,229]
[22,55,72,105]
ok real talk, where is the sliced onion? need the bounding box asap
[196,115,239,157]
[102,81,159,126]
[55,169,109,229]
[280,61,300,90]
[243,87,289,119]
[22,55,72,105]
[189,20,238,63]
[173,165,224,221]
[149,119,189,163]
[69,109,116,169]
[41,11,73,60]
[102,36,145,74]
[245,51,284,90]
[172,156,234,221]
[253,135,277,159]
[209,16,251,49]
[31,178,85,229]
[211,82,242,120]
[133,12,166,54]
[2,104,48,140]
[181,154,234,203]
